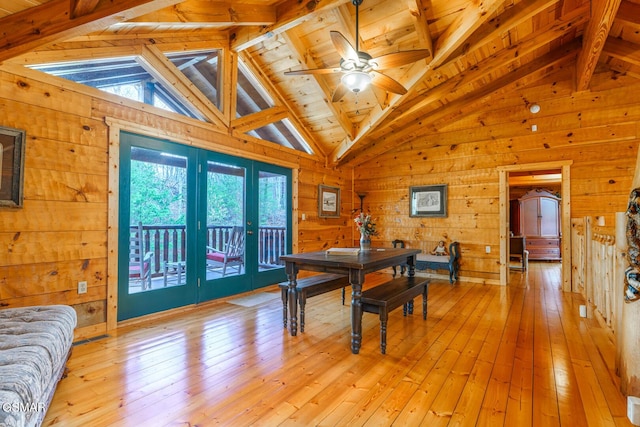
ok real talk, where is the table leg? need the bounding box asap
[286,263,298,336]
[407,255,416,277]
[350,270,364,354]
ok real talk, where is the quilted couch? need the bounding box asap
[0,305,77,427]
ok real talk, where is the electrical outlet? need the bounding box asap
[78,281,88,294]
[485,245,491,254]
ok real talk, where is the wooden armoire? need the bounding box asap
[514,189,561,261]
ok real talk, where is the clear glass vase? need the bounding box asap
[360,234,371,251]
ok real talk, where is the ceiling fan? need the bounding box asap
[285,0,431,102]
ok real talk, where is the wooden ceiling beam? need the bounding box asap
[408,0,433,62]
[71,0,100,19]
[7,46,142,66]
[8,36,230,66]
[607,62,640,81]
[615,1,640,29]
[231,106,289,133]
[327,0,507,165]
[389,4,589,125]
[453,0,560,59]
[428,47,579,130]
[0,0,184,63]
[333,4,357,48]
[341,40,580,166]
[127,2,276,26]
[280,31,356,141]
[557,0,589,16]
[575,0,622,91]
[429,0,506,69]
[603,36,640,68]
[63,31,228,44]
[230,0,352,52]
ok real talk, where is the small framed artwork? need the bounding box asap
[318,185,340,218]
[0,126,26,208]
[410,184,447,217]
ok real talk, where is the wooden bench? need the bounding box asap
[415,241,460,283]
[360,276,430,354]
[278,273,349,332]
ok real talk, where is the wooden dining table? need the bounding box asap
[280,247,421,354]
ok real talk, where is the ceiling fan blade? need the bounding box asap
[371,49,431,69]
[332,83,349,102]
[330,31,359,63]
[371,71,407,95]
[284,67,342,76]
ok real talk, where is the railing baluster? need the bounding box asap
[152,229,160,274]
[162,229,169,267]
[133,224,286,275]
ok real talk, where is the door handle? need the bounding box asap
[247,230,254,235]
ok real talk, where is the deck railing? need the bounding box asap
[134,224,286,275]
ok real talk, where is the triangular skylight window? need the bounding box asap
[248,119,312,154]
[236,59,313,154]
[29,50,314,154]
[236,59,274,118]
[29,50,222,121]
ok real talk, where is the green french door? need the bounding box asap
[118,132,291,320]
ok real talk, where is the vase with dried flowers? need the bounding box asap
[354,212,378,251]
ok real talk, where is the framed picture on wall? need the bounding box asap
[410,184,447,217]
[318,185,340,218]
[0,126,26,208]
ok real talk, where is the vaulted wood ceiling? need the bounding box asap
[1,0,638,167]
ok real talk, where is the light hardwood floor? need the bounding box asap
[44,263,632,426]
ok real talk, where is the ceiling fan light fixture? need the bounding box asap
[342,70,372,93]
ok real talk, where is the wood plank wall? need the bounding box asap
[355,67,638,284]
[1,62,638,338]
[0,65,353,338]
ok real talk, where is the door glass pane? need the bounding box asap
[129,147,188,293]
[258,171,287,272]
[205,161,246,279]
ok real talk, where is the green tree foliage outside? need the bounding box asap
[130,155,287,229]
[259,173,287,227]
[130,160,187,225]
[207,171,244,226]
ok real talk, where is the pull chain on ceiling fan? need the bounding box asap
[285,0,431,102]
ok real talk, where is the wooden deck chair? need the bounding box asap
[129,222,153,290]
[206,226,245,276]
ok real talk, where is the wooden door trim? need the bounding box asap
[498,161,572,290]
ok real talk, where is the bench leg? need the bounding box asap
[299,292,306,333]
[423,285,428,320]
[341,287,345,305]
[380,310,388,354]
[280,288,288,328]
[402,300,414,316]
